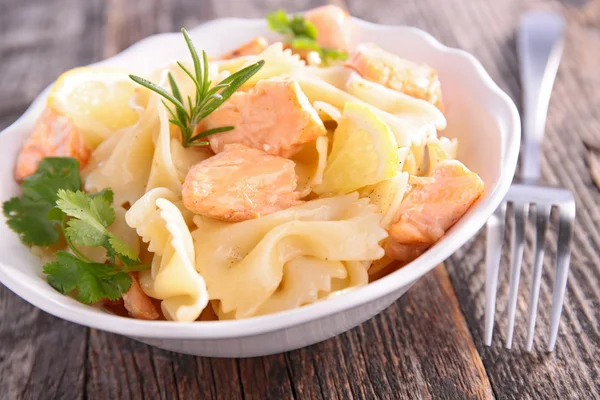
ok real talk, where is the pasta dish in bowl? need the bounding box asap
[0,6,519,356]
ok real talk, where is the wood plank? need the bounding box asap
[346,0,600,398]
[0,291,87,400]
[283,266,493,400]
[80,264,494,400]
[0,1,104,399]
[0,0,106,127]
[1,0,599,398]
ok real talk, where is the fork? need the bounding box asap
[484,12,576,352]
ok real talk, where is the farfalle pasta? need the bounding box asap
[192,193,386,318]
[126,188,208,321]
[6,5,484,321]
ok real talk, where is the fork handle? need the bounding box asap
[517,12,565,183]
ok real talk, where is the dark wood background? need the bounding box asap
[1,0,599,399]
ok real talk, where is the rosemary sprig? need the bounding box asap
[129,28,265,147]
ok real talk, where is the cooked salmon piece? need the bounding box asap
[304,5,354,52]
[200,79,326,158]
[220,36,269,59]
[122,272,160,320]
[386,160,484,262]
[14,107,91,181]
[182,144,301,222]
[346,43,443,109]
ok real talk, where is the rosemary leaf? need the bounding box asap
[202,50,210,99]
[168,73,188,125]
[186,140,211,147]
[182,28,203,88]
[176,61,201,92]
[189,126,235,143]
[129,29,265,147]
[129,75,187,115]
[197,60,265,120]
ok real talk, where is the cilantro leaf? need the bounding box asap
[2,157,81,246]
[56,188,140,266]
[90,188,114,204]
[265,9,347,65]
[66,219,107,247]
[267,10,318,39]
[289,36,321,51]
[321,47,348,62]
[107,233,139,265]
[3,197,61,245]
[58,189,115,248]
[44,251,132,303]
[288,14,318,40]
[3,156,148,303]
[266,9,293,34]
[57,189,115,228]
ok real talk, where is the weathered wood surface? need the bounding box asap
[0,0,599,399]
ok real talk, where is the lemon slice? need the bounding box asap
[47,67,140,148]
[314,102,398,195]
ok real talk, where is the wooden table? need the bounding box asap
[1,0,599,398]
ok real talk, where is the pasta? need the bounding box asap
[292,135,329,197]
[126,188,209,321]
[83,98,155,207]
[145,99,183,193]
[8,5,485,321]
[235,43,305,86]
[191,193,387,318]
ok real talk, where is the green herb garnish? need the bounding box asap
[129,28,265,147]
[266,9,348,64]
[44,188,148,303]
[3,157,81,246]
[3,157,149,303]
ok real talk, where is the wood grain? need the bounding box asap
[346,0,600,398]
[1,0,599,398]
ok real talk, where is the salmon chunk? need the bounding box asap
[386,160,484,262]
[14,107,91,181]
[122,273,160,320]
[182,144,301,222]
[346,43,443,109]
[200,79,326,158]
[304,5,354,52]
[220,36,269,59]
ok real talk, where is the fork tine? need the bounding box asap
[525,203,551,351]
[485,202,507,346]
[548,201,575,352]
[505,202,528,349]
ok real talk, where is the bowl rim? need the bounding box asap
[0,16,520,339]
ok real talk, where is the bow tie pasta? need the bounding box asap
[126,188,208,321]
[192,193,387,319]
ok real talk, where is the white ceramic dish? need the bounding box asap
[0,17,520,357]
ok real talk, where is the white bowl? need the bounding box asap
[0,17,520,357]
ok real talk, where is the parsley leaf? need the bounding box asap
[44,251,132,303]
[57,189,140,265]
[43,188,149,303]
[107,234,139,265]
[2,157,81,246]
[266,9,348,64]
[3,156,149,304]
[288,14,318,40]
[321,47,348,62]
[266,9,293,34]
[290,37,321,52]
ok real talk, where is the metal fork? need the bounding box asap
[484,12,576,352]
